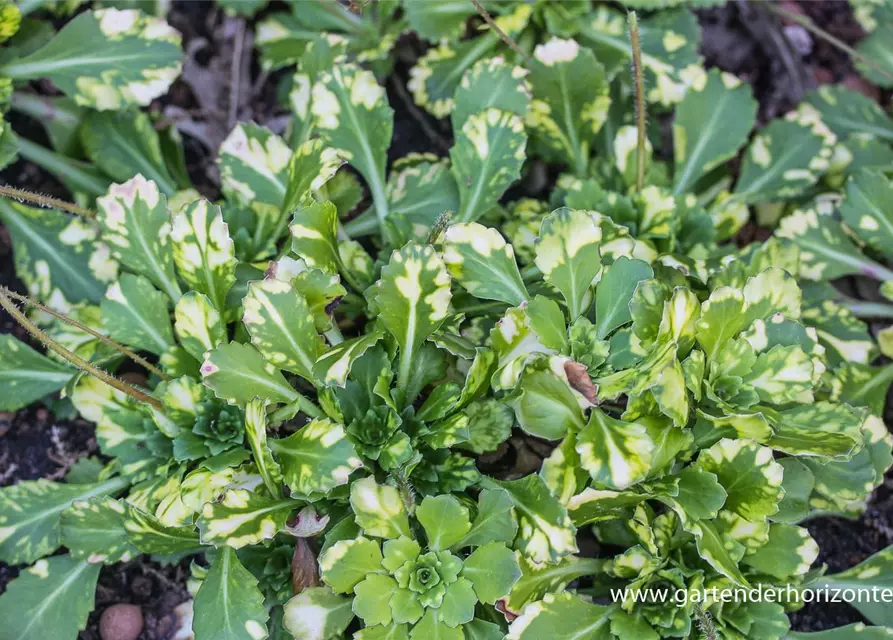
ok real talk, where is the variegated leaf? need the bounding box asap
[506,592,611,640]
[349,476,411,540]
[0,335,75,411]
[595,257,654,339]
[101,273,175,355]
[839,168,893,255]
[807,85,893,142]
[694,438,784,521]
[672,69,756,195]
[576,409,654,490]
[0,9,182,110]
[269,419,363,498]
[219,122,290,210]
[451,56,531,131]
[281,138,343,215]
[0,200,108,309]
[482,475,578,564]
[96,175,182,300]
[312,63,393,230]
[201,341,299,406]
[0,476,127,564]
[451,108,526,223]
[374,243,451,402]
[314,329,385,387]
[742,523,819,579]
[123,503,202,555]
[735,105,836,204]
[534,207,602,319]
[283,587,354,640]
[0,554,100,640]
[193,546,270,640]
[243,279,324,384]
[60,496,139,564]
[290,199,340,275]
[285,33,349,142]
[526,38,609,176]
[442,222,528,306]
[169,199,236,312]
[174,291,226,362]
[197,489,298,549]
[513,366,585,441]
[813,546,893,626]
[244,399,282,496]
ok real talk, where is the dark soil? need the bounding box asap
[1,1,892,637]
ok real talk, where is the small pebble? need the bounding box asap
[99,603,144,640]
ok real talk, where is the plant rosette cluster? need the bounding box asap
[285,478,520,640]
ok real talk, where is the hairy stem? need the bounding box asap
[427,210,453,245]
[628,11,647,192]
[0,286,170,380]
[469,0,531,64]
[0,184,95,219]
[0,289,164,410]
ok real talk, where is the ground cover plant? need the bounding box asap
[1,1,893,639]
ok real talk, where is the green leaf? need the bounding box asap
[170,199,237,311]
[314,330,385,387]
[96,175,182,300]
[0,9,182,109]
[457,488,518,548]
[438,579,477,627]
[174,291,226,362]
[694,438,784,521]
[462,542,521,604]
[839,168,893,255]
[349,477,411,540]
[416,495,471,551]
[244,399,283,496]
[374,243,451,399]
[244,279,324,384]
[689,519,749,586]
[814,546,893,626]
[101,273,175,355]
[512,367,585,441]
[80,109,179,195]
[527,38,609,176]
[0,335,74,411]
[269,419,362,498]
[201,341,299,406]
[0,200,107,307]
[283,587,354,640]
[807,85,893,142]
[577,409,654,490]
[787,624,893,639]
[197,489,297,549]
[403,0,473,40]
[534,207,602,319]
[442,222,528,306]
[0,476,127,564]
[0,554,100,640]
[735,107,836,204]
[664,467,727,524]
[123,503,201,555]
[312,64,392,229]
[409,609,464,640]
[482,475,578,564]
[504,554,603,615]
[290,200,341,275]
[354,574,398,626]
[595,257,654,339]
[451,108,526,223]
[60,496,139,564]
[773,457,815,524]
[672,69,757,195]
[742,523,818,579]
[194,546,270,640]
[319,536,383,593]
[506,592,612,640]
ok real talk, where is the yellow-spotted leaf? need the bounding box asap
[201,341,299,406]
[193,546,270,640]
[672,69,757,195]
[534,207,602,319]
[576,409,654,490]
[243,279,324,384]
[269,419,363,499]
[451,56,531,131]
[174,292,226,362]
[812,546,893,626]
[0,9,182,110]
[281,138,343,216]
[373,243,451,401]
[506,592,611,640]
[60,496,139,565]
[694,438,784,521]
[349,477,411,540]
[742,523,818,579]
[96,175,182,300]
[312,63,393,231]
[197,489,299,549]
[450,108,526,223]
[443,222,528,306]
[735,105,836,204]
[169,199,236,312]
[290,199,340,275]
[314,329,385,387]
[526,38,609,176]
[100,273,175,356]
[839,169,893,255]
[283,587,354,640]
[807,85,893,142]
